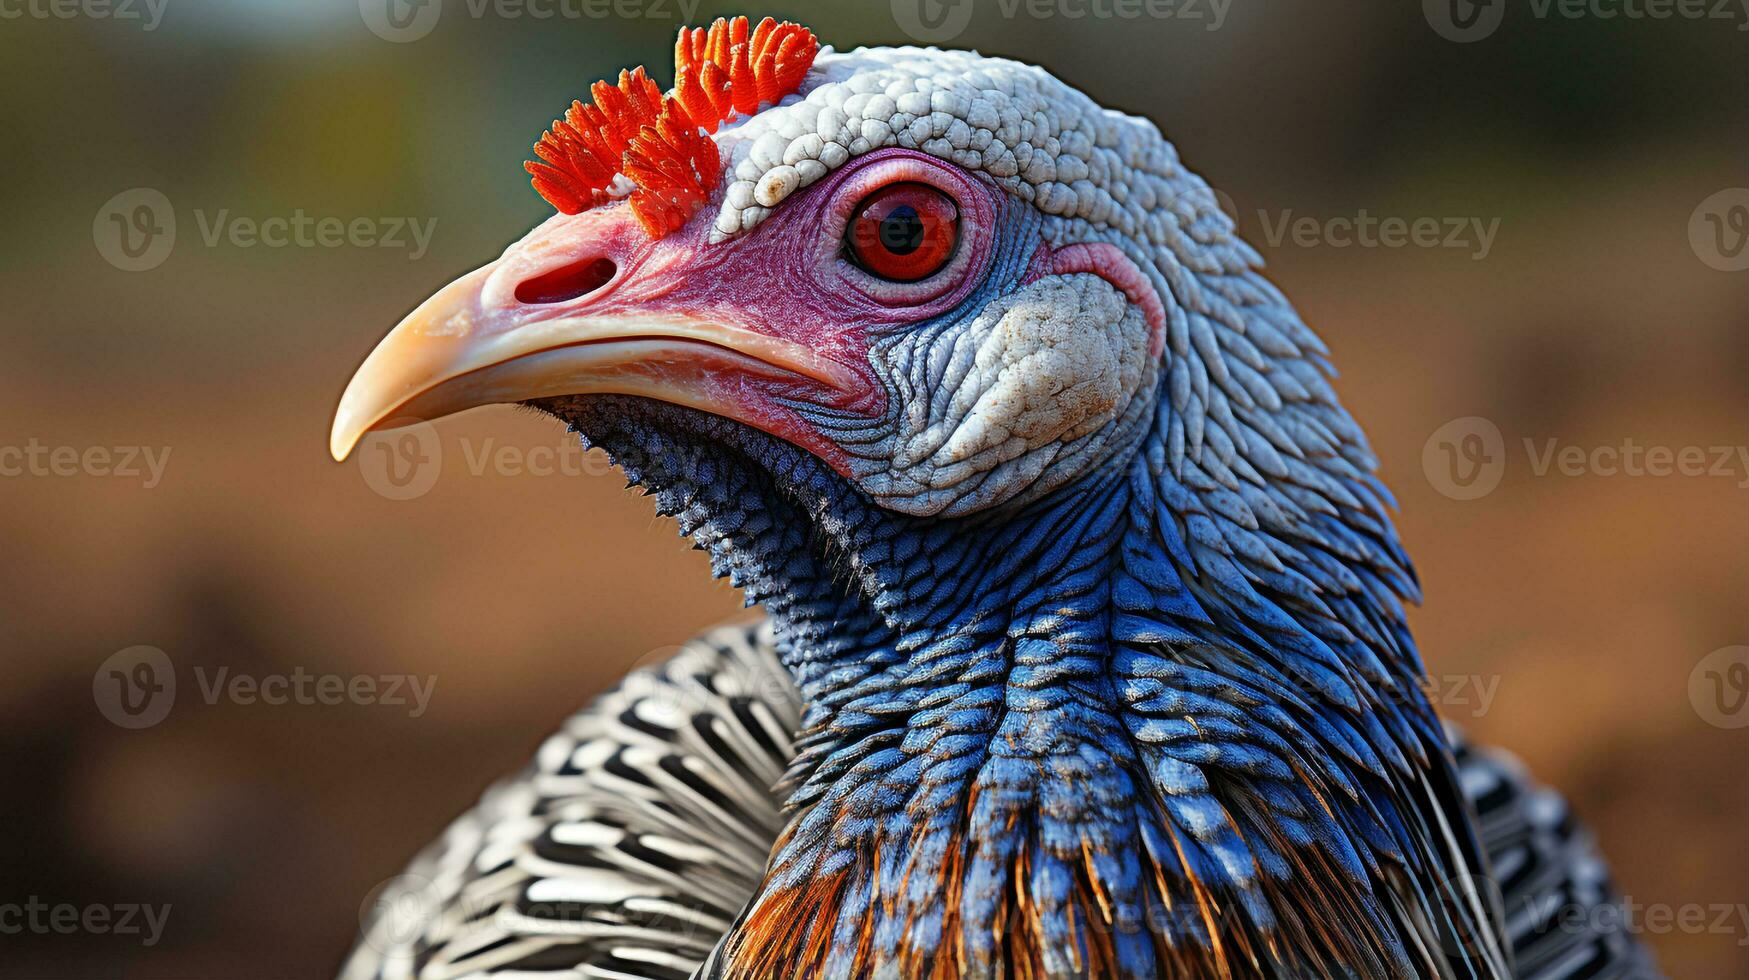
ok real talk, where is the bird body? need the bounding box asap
[332,18,1660,978]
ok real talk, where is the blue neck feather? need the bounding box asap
[551,374,1485,976]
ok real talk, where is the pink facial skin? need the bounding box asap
[495,148,1008,475]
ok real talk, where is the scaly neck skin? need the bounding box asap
[555,396,1492,979]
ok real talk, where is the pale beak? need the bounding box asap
[329,217,858,463]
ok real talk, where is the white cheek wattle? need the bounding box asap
[1047,243,1166,359]
[852,272,1158,518]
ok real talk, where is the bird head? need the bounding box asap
[333,28,1170,522]
[332,19,1506,979]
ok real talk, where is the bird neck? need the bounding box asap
[710,434,1490,979]
[567,401,1496,977]
[735,468,1166,976]
[762,464,1137,813]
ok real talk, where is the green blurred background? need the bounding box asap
[3,0,1747,976]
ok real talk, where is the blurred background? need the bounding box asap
[2,0,1746,976]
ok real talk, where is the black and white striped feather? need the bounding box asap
[1448,728,1662,980]
[341,621,797,980]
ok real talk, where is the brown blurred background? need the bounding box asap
[2,1,1747,976]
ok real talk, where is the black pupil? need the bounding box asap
[878,205,925,255]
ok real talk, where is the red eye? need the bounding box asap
[845,183,960,282]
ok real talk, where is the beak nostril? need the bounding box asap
[515,257,618,305]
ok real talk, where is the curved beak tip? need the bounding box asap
[329,387,379,462]
[329,426,357,463]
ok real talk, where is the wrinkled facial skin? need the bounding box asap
[681,146,1163,517]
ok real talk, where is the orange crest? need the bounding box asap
[524,16,820,237]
